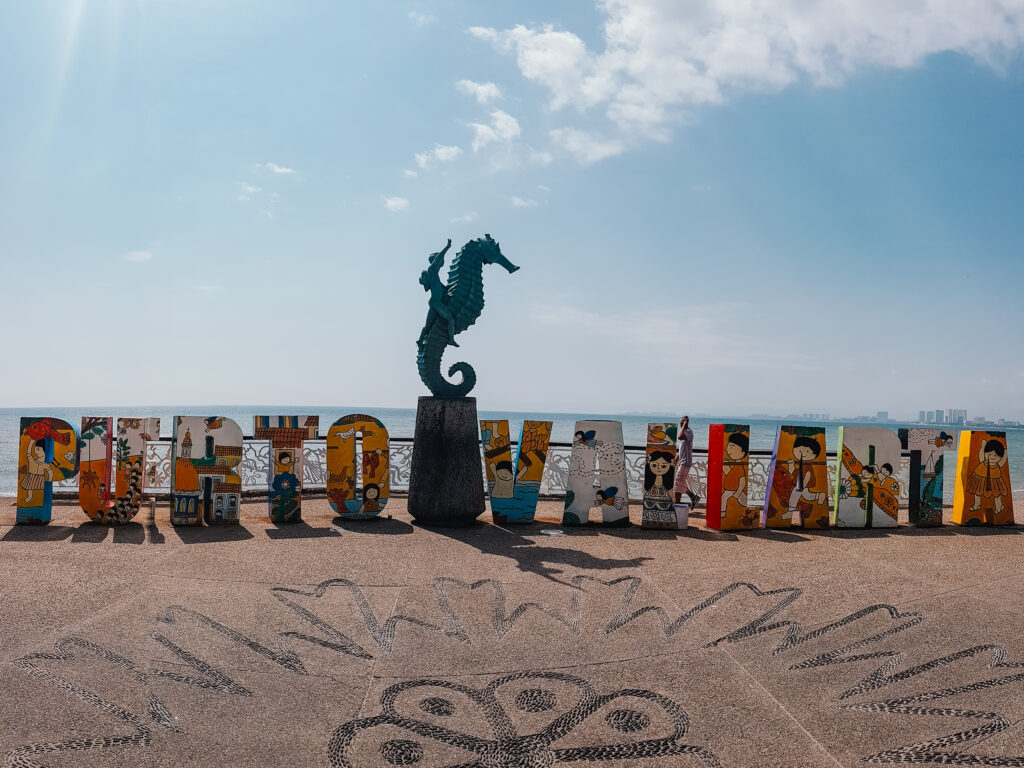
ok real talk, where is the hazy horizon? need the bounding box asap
[0,404,1010,426]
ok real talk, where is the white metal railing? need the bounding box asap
[55,438,915,506]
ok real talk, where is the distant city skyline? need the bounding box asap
[2,3,1024,418]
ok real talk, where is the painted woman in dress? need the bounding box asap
[966,439,1009,516]
[644,450,675,510]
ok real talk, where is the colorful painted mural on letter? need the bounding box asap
[327,414,390,519]
[79,417,159,524]
[833,427,901,528]
[16,417,80,524]
[952,430,1014,525]
[562,420,629,527]
[78,417,113,521]
[707,424,756,531]
[171,416,244,526]
[899,428,957,527]
[480,419,552,524]
[762,425,829,529]
[641,422,683,528]
[255,415,319,524]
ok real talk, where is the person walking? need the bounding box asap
[673,416,700,508]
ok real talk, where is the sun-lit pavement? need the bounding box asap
[2,497,1022,767]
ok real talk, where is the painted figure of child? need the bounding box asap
[722,432,749,520]
[358,483,382,515]
[966,439,1009,515]
[785,436,826,523]
[489,460,526,499]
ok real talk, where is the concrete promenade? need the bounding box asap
[1,498,1022,767]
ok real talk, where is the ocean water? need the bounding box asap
[2,406,1023,501]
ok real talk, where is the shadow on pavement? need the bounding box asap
[418,520,652,585]
[332,517,415,535]
[169,524,255,544]
[0,525,77,543]
[267,521,342,539]
[787,523,1022,539]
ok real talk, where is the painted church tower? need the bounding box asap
[171,427,201,524]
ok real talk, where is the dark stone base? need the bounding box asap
[408,396,485,526]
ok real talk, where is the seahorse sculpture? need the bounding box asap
[416,234,519,398]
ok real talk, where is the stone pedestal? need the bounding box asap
[408,396,485,525]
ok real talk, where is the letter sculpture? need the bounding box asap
[171,416,244,526]
[480,419,553,524]
[327,414,390,520]
[79,417,160,524]
[707,424,756,530]
[900,428,957,527]
[763,425,830,528]
[255,416,320,524]
[952,430,1014,525]
[16,417,80,524]
[416,235,519,397]
[833,427,901,528]
[641,422,685,529]
[562,420,630,526]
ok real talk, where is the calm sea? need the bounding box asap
[2,406,1022,502]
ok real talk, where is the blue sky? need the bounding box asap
[1,1,1023,419]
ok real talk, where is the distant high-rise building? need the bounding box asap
[876,411,889,422]
[919,410,927,423]
[944,409,967,425]
[934,409,944,424]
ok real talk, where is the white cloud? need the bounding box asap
[476,3,1024,155]
[236,182,261,201]
[415,144,463,169]
[261,162,297,175]
[403,169,418,179]
[469,109,521,151]
[468,26,498,43]
[409,11,436,27]
[195,284,222,293]
[384,196,410,212]
[433,144,462,162]
[123,250,152,262]
[456,79,502,103]
[450,211,478,223]
[511,196,538,208]
[530,150,554,166]
[550,128,624,165]
[537,184,551,192]
[260,210,275,220]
